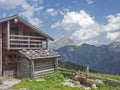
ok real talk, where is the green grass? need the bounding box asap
[11,72,120,90]
[97,84,120,90]
[11,63,120,90]
[12,72,83,90]
[92,73,120,81]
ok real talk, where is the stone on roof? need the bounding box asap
[19,49,60,59]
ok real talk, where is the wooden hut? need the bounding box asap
[0,15,59,78]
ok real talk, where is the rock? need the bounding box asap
[83,86,91,90]
[63,81,74,87]
[74,75,80,81]
[91,84,97,89]
[94,79,103,86]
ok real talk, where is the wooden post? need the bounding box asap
[28,37,30,49]
[86,64,89,78]
[0,25,2,76]
[54,58,58,73]
[31,60,34,78]
[7,21,10,50]
[46,39,48,49]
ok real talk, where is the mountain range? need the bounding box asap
[50,37,120,75]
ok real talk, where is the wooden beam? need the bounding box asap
[10,34,44,39]
[54,58,58,73]
[7,21,10,50]
[0,25,2,76]
[31,60,34,78]
[46,39,48,49]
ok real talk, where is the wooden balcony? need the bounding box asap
[9,35,48,50]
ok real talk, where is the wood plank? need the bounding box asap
[10,34,44,39]
[34,71,55,78]
[34,70,55,77]
[34,68,55,74]
[10,39,42,42]
[9,47,45,50]
[34,64,54,67]
[10,43,46,46]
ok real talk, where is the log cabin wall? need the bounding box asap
[33,58,57,78]
[16,57,58,78]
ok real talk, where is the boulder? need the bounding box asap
[91,84,97,89]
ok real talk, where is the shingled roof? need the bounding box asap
[19,49,60,59]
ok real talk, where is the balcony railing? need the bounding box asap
[9,35,47,50]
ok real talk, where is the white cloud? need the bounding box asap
[106,32,120,40]
[52,10,120,44]
[0,0,43,27]
[104,13,120,31]
[0,0,25,10]
[52,10,95,31]
[86,0,94,4]
[19,10,42,27]
[46,8,58,16]
[19,1,43,27]
[71,29,99,41]
[52,10,100,42]
[59,8,70,16]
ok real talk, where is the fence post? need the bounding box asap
[86,64,89,78]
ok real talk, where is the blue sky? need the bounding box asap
[0,0,120,45]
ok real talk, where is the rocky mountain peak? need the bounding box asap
[49,36,75,50]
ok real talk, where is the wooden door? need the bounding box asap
[17,57,31,78]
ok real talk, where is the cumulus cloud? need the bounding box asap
[104,13,120,31]
[52,10,101,44]
[71,29,99,41]
[19,1,43,27]
[52,10,95,30]
[46,8,58,16]
[20,10,42,27]
[106,32,120,40]
[0,0,43,27]
[0,0,25,10]
[52,10,120,44]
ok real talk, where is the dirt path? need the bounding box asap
[0,78,21,90]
